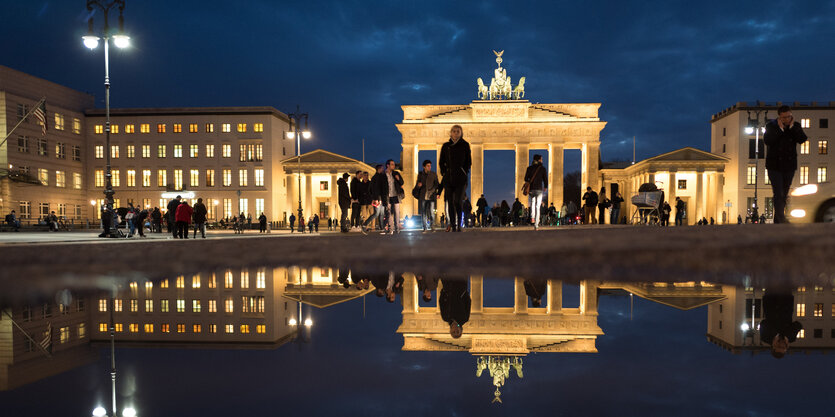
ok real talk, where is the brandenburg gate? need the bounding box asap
[396,51,607,217]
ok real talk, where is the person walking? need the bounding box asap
[764,105,808,223]
[350,171,362,230]
[289,213,296,233]
[166,195,181,238]
[359,171,373,230]
[674,197,686,226]
[258,212,267,233]
[337,173,351,232]
[582,187,598,224]
[175,200,193,239]
[524,154,548,230]
[415,159,440,232]
[439,125,471,232]
[192,198,208,238]
[134,208,148,238]
[476,194,488,227]
[361,164,387,235]
[610,192,624,225]
[384,159,404,234]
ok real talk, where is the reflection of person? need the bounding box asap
[440,279,471,338]
[760,288,803,358]
[764,105,808,223]
[523,279,546,307]
[416,275,439,302]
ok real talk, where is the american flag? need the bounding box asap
[33,100,47,137]
[40,322,53,354]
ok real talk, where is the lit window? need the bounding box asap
[819,140,828,155]
[145,299,153,312]
[142,170,151,187]
[156,144,166,158]
[796,303,806,317]
[222,123,231,133]
[158,170,167,187]
[126,170,136,187]
[192,275,201,288]
[193,300,202,313]
[173,123,182,133]
[157,123,166,133]
[72,118,82,134]
[174,170,183,190]
[239,169,248,187]
[208,274,216,289]
[240,324,250,334]
[54,113,65,131]
[256,268,266,289]
[223,169,232,187]
[95,124,104,134]
[72,145,81,161]
[55,171,66,188]
[73,173,82,189]
[205,123,214,133]
[798,286,806,292]
[176,299,185,313]
[254,123,264,132]
[145,281,153,295]
[59,326,70,343]
[125,124,135,134]
[189,144,198,158]
[78,323,86,339]
[95,170,105,187]
[142,144,150,158]
[129,323,139,333]
[177,324,185,333]
[209,324,217,333]
[190,169,199,187]
[206,144,215,157]
[814,303,823,317]
[222,144,231,158]
[799,166,809,185]
[126,145,135,158]
[239,199,248,216]
[55,142,66,159]
[818,167,828,183]
[241,270,250,289]
[225,324,234,334]
[144,324,154,333]
[114,323,123,332]
[206,169,215,187]
[161,299,169,312]
[801,118,810,128]
[237,123,247,133]
[189,123,198,133]
[111,145,119,159]
[173,144,183,158]
[255,199,264,217]
[209,299,217,312]
[176,275,185,288]
[111,125,119,134]
[800,141,810,155]
[98,298,108,312]
[161,324,169,333]
[225,297,234,313]
[193,324,202,333]
[256,324,266,334]
[225,270,234,288]
[798,329,805,339]
[38,168,48,186]
[140,124,150,133]
[95,145,104,159]
[99,323,108,332]
[130,299,138,312]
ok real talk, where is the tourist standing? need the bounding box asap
[166,195,181,238]
[582,187,598,224]
[524,154,548,230]
[439,125,471,232]
[151,207,162,233]
[361,164,387,235]
[476,194,488,227]
[675,197,686,226]
[134,208,148,238]
[385,159,404,234]
[350,171,362,229]
[415,160,439,232]
[313,214,319,233]
[764,105,808,223]
[289,213,296,233]
[359,171,373,230]
[610,192,624,225]
[258,212,267,233]
[337,173,351,232]
[192,198,208,238]
[175,200,193,239]
[597,187,608,225]
[661,201,672,226]
[124,205,136,237]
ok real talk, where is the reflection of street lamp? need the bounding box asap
[745,110,768,222]
[286,106,311,232]
[92,288,136,417]
[84,0,130,236]
[289,301,313,345]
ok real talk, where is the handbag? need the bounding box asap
[521,165,541,196]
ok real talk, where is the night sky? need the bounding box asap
[3,1,835,199]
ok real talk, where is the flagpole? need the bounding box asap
[2,310,52,358]
[0,97,46,151]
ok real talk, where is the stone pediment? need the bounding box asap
[645,147,729,163]
[283,285,372,308]
[281,149,362,165]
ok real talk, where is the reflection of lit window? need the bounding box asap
[256,324,266,334]
[240,324,250,334]
[177,324,185,333]
[144,324,154,333]
[193,324,201,333]
[225,324,234,334]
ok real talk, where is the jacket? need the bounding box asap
[350,177,361,201]
[337,177,351,207]
[175,203,193,223]
[524,163,548,191]
[764,119,807,172]
[439,138,472,187]
[416,170,439,201]
[166,199,180,221]
[358,180,372,205]
[582,191,598,207]
[759,292,803,344]
[192,202,208,223]
[386,170,404,198]
[440,279,471,326]
[369,172,388,203]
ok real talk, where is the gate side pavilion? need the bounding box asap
[396,100,606,217]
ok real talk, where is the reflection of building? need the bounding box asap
[89,268,298,349]
[600,148,728,225]
[706,285,835,354]
[710,102,834,221]
[281,267,372,308]
[280,150,374,222]
[599,281,726,310]
[1,299,97,390]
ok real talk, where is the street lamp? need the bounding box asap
[745,110,768,223]
[287,106,311,232]
[84,0,130,237]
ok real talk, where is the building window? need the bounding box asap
[173,144,183,158]
[225,269,234,288]
[17,136,29,153]
[157,170,167,187]
[157,123,166,133]
[140,123,150,133]
[206,144,215,158]
[114,299,123,312]
[240,324,250,334]
[189,123,198,133]
[254,123,264,132]
[222,169,232,187]
[125,124,135,134]
[239,199,248,216]
[818,167,828,183]
[193,300,202,313]
[800,141,810,155]
[19,201,30,219]
[242,296,264,313]
[320,180,329,191]
[98,298,108,312]
[145,299,153,312]
[158,144,166,158]
[239,169,248,187]
[255,169,264,187]
[748,138,764,159]
[814,303,823,317]
[205,123,214,133]
[72,145,81,161]
[161,299,169,312]
[190,169,199,187]
[801,118,811,128]
[78,323,87,339]
[256,268,266,289]
[820,118,829,128]
[189,144,199,158]
[176,324,185,333]
[173,123,182,133]
[95,145,104,159]
[72,118,82,134]
[138,144,149,158]
[222,144,231,158]
[191,275,201,289]
[223,199,233,218]
[256,324,266,334]
[225,324,234,334]
[209,324,217,333]
[55,142,66,159]
[174,170,183,190]
[126,170,136,187]
[241,270,250,289]
[73,173,82,189]
[176,299,185,313]
[95,170,105,187]
[209,299,217,312]
[126,145,135,158]
[796,303,806,317]
[99,323,108,332]
[111,125,119,134]
[255,198,264,216]
[38,138,47,156]
[38,168,49,185]
[237,123,247,133]
[192,324,202,333]
[38,202,49,217]
[206,169,215,187]
[130,299,138,312]
[222,123,231,133]
[142,170,151,187]
[59,326,70,343]
[799,166,809,185]
[55,171,66,188]
[111,145,120,159]
[95,124,104,134]
[225,297,234,313]
[112,170,120,187]
[819,140,828,155]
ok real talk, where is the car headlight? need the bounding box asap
[791,184,818,196]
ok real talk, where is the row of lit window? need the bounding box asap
[15,105,83,135]
[97,322,266,334]
[94,122,264,135]
[746,166,827,185]
[799,139,828,155]
[795,303,835,317]
[94,143,263,162]
[124,271,267,296]
[97,296,265,314]
[26,168,84,189]
[93,168,265,188]
[16,136,82,160]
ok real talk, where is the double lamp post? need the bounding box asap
[745,110,768,222]
[286,107,311,232]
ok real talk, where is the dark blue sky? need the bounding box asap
[3,1,835,199]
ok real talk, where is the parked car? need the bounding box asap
[788,183,835,223]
